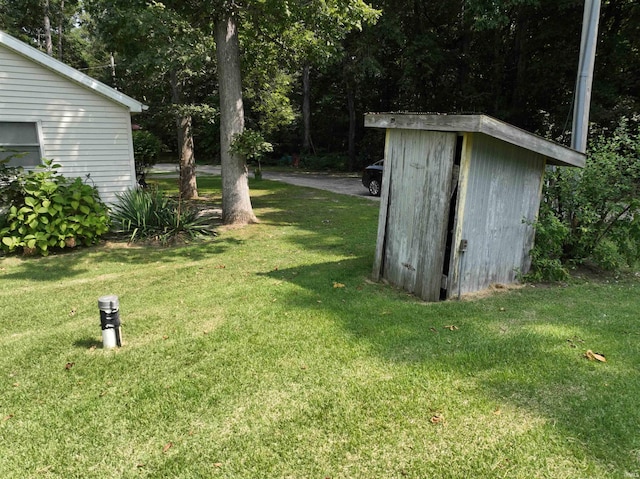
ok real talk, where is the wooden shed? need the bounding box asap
[0,30,146,205]
[365,113,585,302]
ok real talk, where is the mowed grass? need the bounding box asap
[1,176,639,478]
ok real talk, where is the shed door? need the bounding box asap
[377,129,457,302]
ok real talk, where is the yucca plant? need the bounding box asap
[110,188,214,244]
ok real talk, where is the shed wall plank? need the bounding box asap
[452,134,545,295]
[378,129,456,301]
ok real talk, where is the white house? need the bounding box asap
[0,30,147,205]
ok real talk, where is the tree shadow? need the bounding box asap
[1,237,242,282]
[262,260,640,473]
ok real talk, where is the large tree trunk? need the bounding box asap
[43,0,53,56]
[215,13,257,224]
[170,70,198,200]
[302,64,313,153]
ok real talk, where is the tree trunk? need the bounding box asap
[215,12,257,225]
[347,87,357,171]
[43,0,53,56]
[302,64,313,153]
[58,0,64,60]
[170,70,198,200]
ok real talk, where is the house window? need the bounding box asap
[0,122,42,167]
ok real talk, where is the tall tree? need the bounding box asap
[214,10,256,223]
[178,0,379,224]
[86,0,215,200]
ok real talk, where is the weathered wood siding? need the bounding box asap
[0,45,136,205]
[373,129,457,302]
[448,133,545,296]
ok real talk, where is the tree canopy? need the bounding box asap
[2,0,638,224]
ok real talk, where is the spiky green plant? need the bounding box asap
[110,187,214,244]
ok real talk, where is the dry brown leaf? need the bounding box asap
[430,413,444,424]
[444,325,459,331]
[429,327,439,334]
[3,414,14,421]
[162,442,173,453]
[65,362,75,370]
[333,282,346,288]
[69,308,77,316]
[214,463,223,468]
[585,350,607,362]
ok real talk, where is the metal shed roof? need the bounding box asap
[365,113,585,168]
[0,30,147,113]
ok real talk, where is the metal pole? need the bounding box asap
[571,0,601,153]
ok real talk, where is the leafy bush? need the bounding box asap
[229,129,273,171]
[133,130,163,174]
[0,160,25,215]
[0,160,110,256]
[529,116,640,278]
[300,153,349,171]
[110,187,215,244]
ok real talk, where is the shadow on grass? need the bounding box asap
[263,260,640,473]
[73,337,102,349]
[1,237,242,282]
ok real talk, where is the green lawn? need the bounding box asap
[1,177,639,478]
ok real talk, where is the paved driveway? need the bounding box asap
[150,164,379,201]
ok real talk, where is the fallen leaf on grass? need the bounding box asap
[444,325,459,331]
[430,413,445,424]
[584,350,607,362]
[333,282,345,288]
[429,327,438,334]
[69,308,77,316]
[3,414,14,421]
[214,463,223,468]
[65,362,75,370]
[162,442,173,453]
[88,345,97,352]
[214,264,226,269]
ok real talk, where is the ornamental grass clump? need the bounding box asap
[110,187,214,244]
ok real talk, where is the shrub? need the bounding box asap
[132,130,163,174]
[110,188,215,244]
[529,116,640,277]
[0,160,110,256]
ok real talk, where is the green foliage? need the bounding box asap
[132,130,163,173]
[526,203,571,282]
[229,129,273,170]
[0,158,25,213]
[0,160,110,256]
[110,187,215,244]
[530,117,640,276]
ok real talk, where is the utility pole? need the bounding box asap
[571,0,601,153]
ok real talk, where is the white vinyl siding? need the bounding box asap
[0,45,137,205]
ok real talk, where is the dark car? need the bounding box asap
[362,159,384,196]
